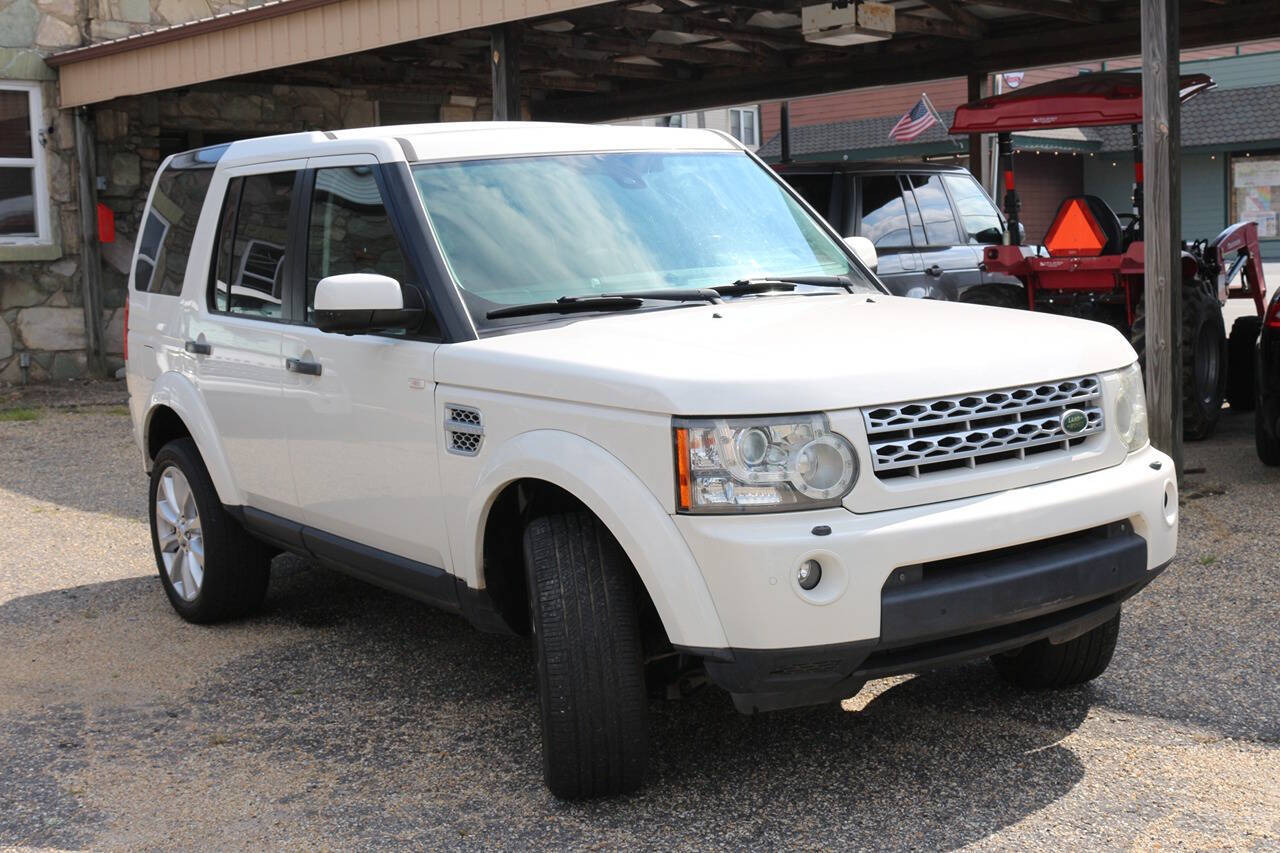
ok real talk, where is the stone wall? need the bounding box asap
[0,0,263,383]
[0,0,495,385]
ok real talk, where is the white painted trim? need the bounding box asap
[0,81,52,247]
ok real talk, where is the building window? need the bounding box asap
[1231,153,1280,239]
[665,114,686,128]
[0,83,50,245]
[730,107,759,147]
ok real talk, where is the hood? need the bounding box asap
[436,294,1137,414]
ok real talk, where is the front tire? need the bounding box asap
[149,438,271,623]
[523,511,648,799]
[991,611,1120,689]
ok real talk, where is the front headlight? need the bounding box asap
[674,414,858,513]
[1112,362,1149,452]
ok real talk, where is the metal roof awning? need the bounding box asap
[46,0,617,108]
[43,1,1280,120]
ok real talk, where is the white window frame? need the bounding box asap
[729,106,759,147]
[0,82,51,246]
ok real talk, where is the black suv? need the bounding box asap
[775,161,1023,304]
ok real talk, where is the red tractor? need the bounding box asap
[950,72,1267,440]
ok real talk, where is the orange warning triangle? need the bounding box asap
[1044,198,1108,257]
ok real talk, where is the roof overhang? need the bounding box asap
[46,0,618,108]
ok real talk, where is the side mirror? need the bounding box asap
[844,235,878,271]
[314,273,425,335]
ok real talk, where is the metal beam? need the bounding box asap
[1141,0,1182,470]
[490,24,522,120]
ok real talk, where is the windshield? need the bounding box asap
[410,151,878,328]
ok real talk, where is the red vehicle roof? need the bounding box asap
[949,71,1214,134]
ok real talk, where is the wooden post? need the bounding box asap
[966,72,988,187]
[490,25,521,121]
[779,101,791,163]
[73,107,106,378]
[1141,0,1182,471]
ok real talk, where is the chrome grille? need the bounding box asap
[445,405,483,456]
[863,375,1104,480]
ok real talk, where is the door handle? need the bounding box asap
[926,264,943,277]
[285,357,322,376]
[184,340,212,356]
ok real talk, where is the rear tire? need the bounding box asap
[1130,279,1227,441]
[991,611,1121,689]
[960,283,1025,310]
[1227,315,1261,411]
[523,511,649,799]
[149,438,271,623]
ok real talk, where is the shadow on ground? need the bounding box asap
[1,558,1093,849]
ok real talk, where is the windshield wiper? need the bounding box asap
[485,289,721,320]
[714,276,858,296]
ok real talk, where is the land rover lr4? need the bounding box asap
[127,123,1177,799]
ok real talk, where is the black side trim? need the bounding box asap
[232,505,460,614]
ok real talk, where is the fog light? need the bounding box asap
[797,559,822,590]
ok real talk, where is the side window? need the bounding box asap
[210,171,296,319]
[903,174,961,246]
[305,165,439,337]
[134,163,214,295]
[784,174,835,224]
[859,175,912,248]
[942,174,1004,244]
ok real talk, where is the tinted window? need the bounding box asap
[784,174,835,222]
[305,165,437,336]
[942,174,1004,244]
[305,167,406,318]
[904,174,961,246]
[859,175,912,247]
[134,164,214,295]
[210,171,295,318]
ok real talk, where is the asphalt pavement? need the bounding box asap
[0,387,1276,850]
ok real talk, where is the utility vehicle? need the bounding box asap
[126,122,1176,798]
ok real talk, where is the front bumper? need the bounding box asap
[672,445,1177,710]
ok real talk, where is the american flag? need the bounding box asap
[889,96,938,142]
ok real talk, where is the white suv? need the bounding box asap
[126,122,1177,798]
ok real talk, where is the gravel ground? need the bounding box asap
[0,392,1276,850]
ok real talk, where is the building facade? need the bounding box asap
[757,42,1280,257]
[0,0,507,384]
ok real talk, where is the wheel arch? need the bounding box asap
[144,371,243,506]
[462,430,729,650]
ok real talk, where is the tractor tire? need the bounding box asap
[523,511,649,799]
[1226,315,1262,412]
[960,283,1026,310]
[1130,279,1227,441]
[991,610,1121,689]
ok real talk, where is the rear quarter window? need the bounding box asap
[134,152,219,296]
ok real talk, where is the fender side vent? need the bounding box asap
[446,405,483,456]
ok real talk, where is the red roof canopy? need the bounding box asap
[949,72,1214,135]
